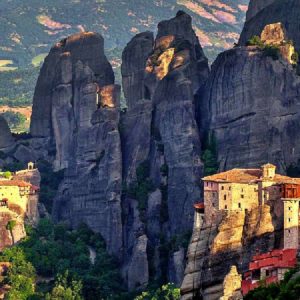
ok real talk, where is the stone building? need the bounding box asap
[201,163,300,250]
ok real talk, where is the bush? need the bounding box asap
[135,283,180,300]
[246,36,264,48]
[263,45,280,60]
[0,219,127,299]
[201,132,219,176]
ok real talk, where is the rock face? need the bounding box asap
[30,32,114,138]
[245,0,276,22]
[200,45,300,172]
[181,201,282,299]
[121,11,209,288]
[0,210,26,250]
[30,32,122,257]
[239,0,300,51]
[0,117,14,149]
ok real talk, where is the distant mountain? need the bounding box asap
[0,0,249,116]
[0,0,248,67]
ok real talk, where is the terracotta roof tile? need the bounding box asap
[202,169,262,183]
[0,180,31,187]
[202,169,300,184]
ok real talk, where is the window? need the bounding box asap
[221,186,224,190]
[288,218,291,222]
[241,195,244,199]
[229,186,231,191]
[238,203,241,209]
[242,188,244,192]
[289,206,292,211]
[224,195,227,200]
[225,205,228,209]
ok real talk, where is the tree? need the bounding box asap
[6,220,17,244]
[45,271,83,300]
[135,283,180,300]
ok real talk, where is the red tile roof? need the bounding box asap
[0,180,31,187]
[202,169,300,185]
[249,249,297,270]
[194,203,204,209]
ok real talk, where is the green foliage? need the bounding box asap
[127,161,155,217]
[168,231,192,252]
[6,220,16,231]
[3,161,25,172]
[0,247,36,299]
[3,171,11,179]
[159,184,169,224]
[45,271,83,300]
[37,160,64,212]
[0,219,127,299]
[1,111,26,131]
[135,283,180,300]
[286,160,300,178]
[160,164,168,177]
[246,36,264,48]
[263,45,280,60]
[0,66,38,107]
[291,52,299,65]
[244,267,300,300]
[201,132,219,176]
[246,36,280,61]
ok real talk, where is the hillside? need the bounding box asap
[0,0,248,123]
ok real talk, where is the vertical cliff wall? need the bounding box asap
[29,11,210,289]
[200,46,300,172]
[120,11,209,288]
[181,201,283,299]
[30,32,122,257]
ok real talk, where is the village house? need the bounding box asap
[0,162,40,220]
[196,163,300,295]
[241,249,297,296]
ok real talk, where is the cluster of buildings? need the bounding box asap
[0,162,40,224]
[195,164,300,296]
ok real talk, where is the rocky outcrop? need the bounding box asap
[245,0,276,22]
[0,117,14,149]
[0,210,26,250]
[181,202,282,299]
[30,32,114,138]
[200,45,300,172]
[240,0,300,51]
[29,32,123,257]
[121,11,209,289]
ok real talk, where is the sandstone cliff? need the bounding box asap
[181,201,283,299]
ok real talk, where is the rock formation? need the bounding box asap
[239,0,300,52]
[200,44,300,172]
[29,32,123,257]
[181,201,282,299]
[121,11,209,288]
[0,117,14,149]
[0,210,26,250]
[182,2,300,298]
[245,0,276,22]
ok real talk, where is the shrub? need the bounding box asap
[263,45,280,60]
[246,36,264,48]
